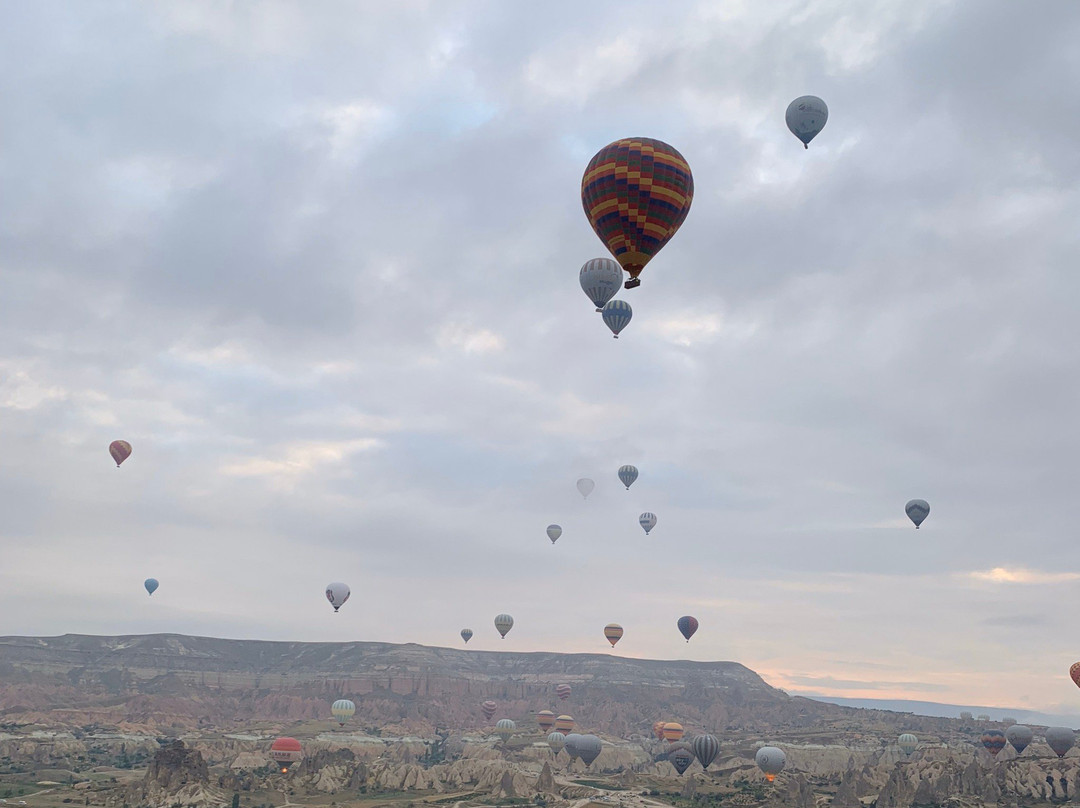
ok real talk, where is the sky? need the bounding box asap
[3,0,1080,715]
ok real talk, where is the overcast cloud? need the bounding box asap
[3,0,1080,713]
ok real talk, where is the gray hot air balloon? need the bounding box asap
[669,743,695,775]
[577,478,595,499]
[580,258,623,312]
[692,734,719,769]
[618,465,638,490]
[460,628,473,644]
[898,734,918,756]
[576,734,603,767]
[494,718,516,742]
[1006,724,1033,756]
[639,512,657,535]
[563,733,584,760]
[602,299,632,338]
[1046,727,1075,758]
[494,613,514,638]
[546,524,562,544]
[785,95,828,149]
[905,499,930,529]
[756,746,786,782]
[547,731,566,755]
[325,582,350,612]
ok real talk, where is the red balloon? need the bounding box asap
[1069,662,1080,689]
[269,737,302,771]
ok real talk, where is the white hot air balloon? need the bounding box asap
[494,613,514,638]
[325,582,351,612]
[494,718,516,742]
[639,512,657,535]
[546,524,562,544]
[898,734,918,756]
[756,746,786,782]
[331,699,355,727]
[579,258,623,312]
[785,95,828,149]
[576,478,595,499]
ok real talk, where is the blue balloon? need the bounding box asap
[602,300,632,338]
[144,578,159,596]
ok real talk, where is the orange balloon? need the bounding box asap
[652,720,666,740]
[662,722,685,742]
[603,623,623,647]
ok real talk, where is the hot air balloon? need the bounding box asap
[563,733,584,760]
[109,440,132,467]
[494,718,516,743]
[756,746,785,782]
[494,613,514,638]
[898,734,918,756]
[677,616,699,642]
[1006,725,1033,756]
[461,629,473,644]
[785,96,828,149]
[576,734,603,767]
[547,731,566,754]
[669,744,695,776]
[481,700,497,720]
[556,684,572,701]
[555,715,575,735]
[1069,661,1080,689]
[547,524,562,544]
[618,465,638,489]
[537,710,556,733]
[269,737,303,772]
[652,721,666,741]
[905,499,930,529]
[981,730,1006,758]
[331,699,355,727]
[602,300,632,338]
[577,478,595,499]
[1046,727,1075,758]
[692,734,720,770]
[604,623,624,647]
[662,722,685,743]
[144,578,159,596]
[580,258,623,311]
[581,137,694,289]
[325,582,350,612]
[639,513,657,535]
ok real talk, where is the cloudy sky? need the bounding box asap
[3,0,1080,715]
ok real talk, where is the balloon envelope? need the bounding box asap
[331,699,355,726]
[576,734,603,766]
[905,499,930,528]
[556,684,572,701]
[1046,727,1075,758]
[579,258,623,311]
[898,734,918,756]
[144,578,159,596]
[756,746,785,781]
[618,465,638,489]
[537,710,556,733]
[494,719,516,741]
[577,478,595,499]
[563,733,584,760]
[481,700,497,720]
[460,629,473,644]
[546,524,562,544]
[270,737,303,771]
[1006,725,1033,756]
[325,582,350,612]
[554,715,574,735]
[981,730,1006,757]
[1069,661,1080,689]
[547,731,566,753]
[785,96,828,148]
[109,440,132,467]
[669,744,695,776]
[692,734,720,769]
[652,721,666,741]
[602,300,632,338]
[677,616,699,642]
[494,613,514,638]
[639,512,657,534]
[581,138,694,286]
[662,722,685,742]
[604,623,624,647]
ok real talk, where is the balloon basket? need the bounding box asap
[624,278,641,289]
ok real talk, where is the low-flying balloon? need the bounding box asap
[577,478,595,499]
[576,735,603,767]
[537,710,556,733]
[639,512,657,535]
[677,616,699,642]
[652,721,666,741]
[669,744,695,776]
[270,737,303,772]
[581,137,694,289]
[461,629,473,644]
[563,733,583,760]
[579,258,623,311]
[494,613,514,638]
[109,440,132,467]
[981,730,1006,758]
[905,499,930,529]
[618,465,638,489]
[785,96,828,149]
[325,582,350,612]
[554,715,574,735]
[602,300,632,338]
[331,699,355,727]
[604,623,624,647]
[898,734,918,756]
[1046,727,1075,758]
[692,734,720,769]
[756,746,786,782]
[144,578,159,596]
[546,524,562,544]
[662,722,685,742]
[494,719,516,742]
[1006,725,1033,756]
[556,684,572,701]
[547,731,566,754]
[481,700,497,720]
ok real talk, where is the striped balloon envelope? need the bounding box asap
[981,730,1006,757]
[581,138,694,289]
[330,699,355,726]
[494,613,514,638]
[617,465,638,489]
[554,715,575,735]
[1069,661,1080,689]
[547,731,566,754]
[537,710,556,732]
[555,683,572,701]
[652,720,666,740]
[579,257,623,311]
[603,623,624,647]
[602,299,632,338]
[481,700,497,720]
[677,615,699,642]
[692,734,720,769]
[639,512,657,535]
[494,719,516,742]
[662,722,685,742]
[109,439,132,467]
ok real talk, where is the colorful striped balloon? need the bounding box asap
[554,715,575,735]
[481,700,497,720]
[981,730,1006,757]
[109,439,132,467]
[662,722,685,742]
[677,615,699,642]
[581,138,694,289]
[652,720,666,740]
[537,710,556,732]
[604,623,624,647]
[555,683,572,701]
